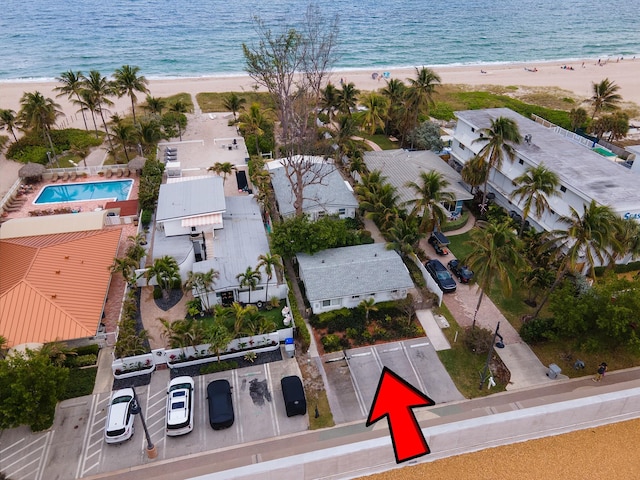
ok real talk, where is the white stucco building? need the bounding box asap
[450,108,640,231]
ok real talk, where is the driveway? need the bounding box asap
[322,338,464,424]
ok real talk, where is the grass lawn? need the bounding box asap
[307,387,334,429]
[436,303,507,398]
[446,230,474,263]
[357,132,400,150]
[196,91,274,113]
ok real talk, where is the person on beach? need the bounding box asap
[593,362,607,382]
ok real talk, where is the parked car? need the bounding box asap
[104,388,135,444]
[166,376,194,436]
[428,233,449,256]
[281,375,307,417]
[425,259,457,293]
[448,259,474,283]
[207,379,234,430]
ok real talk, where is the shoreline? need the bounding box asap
[1,57,639,119]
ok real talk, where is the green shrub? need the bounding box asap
[519,317,557,343]
[60,367,97,400]
[140,209,152,227]
[287,281,310,353]
[199,360,238,374]
[153,286,163,299]
[321,334,342,352]
[74,344,100,356]
[462,326,494,355]
[70,354,98,367]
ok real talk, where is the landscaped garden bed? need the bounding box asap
[309,298,424,354]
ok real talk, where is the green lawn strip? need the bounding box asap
[445,230,474,262]
[195,91,274,113]
[357,132,400,150]
[435,303,506,398]
[307,387,334,429]
[61,367,97,400]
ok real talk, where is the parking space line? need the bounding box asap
[0,437,23,456]
[264,363,280,437]
[370,346,385,371]
[2,433,47,470]
[8,454,40,477]
[199,375,207,444]
[344,349,369,417]
[410,342,430,348]
[36,431,53,480]
[401,342,428,396]
[232,370,244,443]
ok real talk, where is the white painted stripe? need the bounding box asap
[401,342,428,396]
[264,364,280,437]
[350,352,371,357]
[410,342,430,348]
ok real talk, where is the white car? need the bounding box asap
[166,376,195,436]
[104,388,135,444]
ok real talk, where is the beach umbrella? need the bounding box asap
[128,156,147,171]
[18,162,46,179]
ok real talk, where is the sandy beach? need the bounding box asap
[1,58,639,125]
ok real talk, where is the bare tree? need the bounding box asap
[243,4,340,217]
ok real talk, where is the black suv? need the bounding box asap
[425,259,457,293]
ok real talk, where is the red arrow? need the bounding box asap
[366,366,435,463]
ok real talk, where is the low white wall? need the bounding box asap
[187,387,640,480]
[411,254,443,306]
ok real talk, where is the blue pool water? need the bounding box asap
[34,180,134,204]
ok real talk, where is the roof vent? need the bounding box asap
[55,270,60,274]
[64,255,70,259]
[51,294,57,299]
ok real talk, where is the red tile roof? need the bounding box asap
[0,229,122,347]
[105,199,139,217]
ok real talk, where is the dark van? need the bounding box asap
[281,375,307,417]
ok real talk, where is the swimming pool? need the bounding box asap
[592,146,617,158]
[34,180,134,204]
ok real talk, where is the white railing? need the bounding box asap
[0,178,22,212]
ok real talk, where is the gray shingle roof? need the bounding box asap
[454,108,640,211]
[296,243,414,302]
[156,177,225,221]
[268,156,358,216]
[363,149,473,205]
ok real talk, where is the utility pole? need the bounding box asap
[130,388,158,459]
[479,322,504,390]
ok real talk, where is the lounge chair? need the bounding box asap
[105,169,113,178]
[61,172,69,181]
[51,173,59,182]
[123,168,131,177]
[116,169,124,177]
[70,172,77,181]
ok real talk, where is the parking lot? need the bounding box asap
[322,338,464,424]
[0,358,307,480]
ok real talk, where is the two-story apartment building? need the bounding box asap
[450,108,640,233]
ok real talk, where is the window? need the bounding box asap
[351,295,360,299]
[322,300,331,307]
[459,142,466,150]
[560,185,567,193]
[338,208,346,215]
[518,159,524,165]
[191,226,196,232]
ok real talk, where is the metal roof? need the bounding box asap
[296,243,414,302]
[0,229,121,347]
[156,177,225,222]
[454,108,640,211]
[192,196,270,290]
[0,211,107,239]
[268,156,358,217]
[363,149,473,205]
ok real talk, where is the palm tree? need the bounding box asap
[359,298,378,322]
[144,255,181,300]
[169,100,189,140]
[113,65,149,124]
[19,91,63,162]
[568,107,588,131]
[144,95,166,116]
[238,103,266,155]
[533,200,619,318]
[205,322,233,362]
[590,78,622,119]
[110,256,139,286]
[331,114,360,167]
[404,67,441,137]
[356,171,401,232]
[510,164,560,236]
[461,154,489,196]
[229,302,259,337]
[208,162,236,184]
[0,109,19,142]
[54,70,89,130]
[136,118,164,154]
[381,78,406,135]
[184,269,219,314]
[385,214,421,258]
[82,70,116,153]
[0,335,8,359]
[223,93,246,122]
[357,92,388,135]
[611,217,640,264]
[256,252,283,302]
[111,123,135,162]
[473,116,522,209]
[465,220,523,327]
[160,318,207,349]
[320,82,340,123]
[126,233,147,263]
[336,82,360,117]
[76,89,100,137]
[236,266,262,304]
[404,171,456,235]
[38,341,77,367]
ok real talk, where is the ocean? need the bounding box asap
[1,0,639,81]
